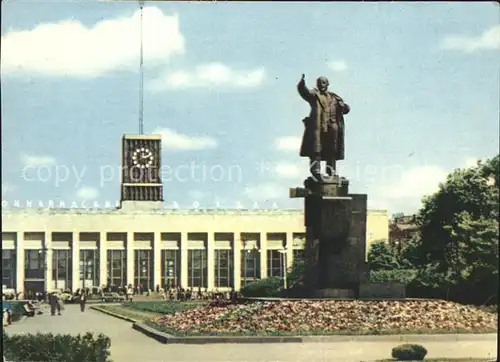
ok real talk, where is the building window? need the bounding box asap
[25,249,45,279]
[107,250,127,287]
[188,249,207,288]
[161,250,180,289]
[2,250,16,289]
[240,250,260,286]
[293,249,305,262]
[52,250,72,291]
[267,250,284,278]
[80,250,99,288]
[134,250,153,290]
[214,250,233,288]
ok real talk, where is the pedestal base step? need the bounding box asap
[359,282,406,299]
[314,289,355,298]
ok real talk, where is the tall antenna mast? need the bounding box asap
[138,1,145,134]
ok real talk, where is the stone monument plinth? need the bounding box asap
[291,175,369,297]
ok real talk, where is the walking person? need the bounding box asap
[49,293,57,316]
[79,290,87,312]
[55,293,63,316]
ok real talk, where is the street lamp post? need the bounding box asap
[242,240,247,286]
[242,239,261,287]
[80,252,93,293]
[83,260,91,291]
[38,248,48,294]
[82,257,85,291]
[278,248,288,289]
[250,248,260,283]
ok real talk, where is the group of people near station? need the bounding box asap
[3,282,237,326]
[2,299,37,327]
[2,287,89,328]
[103,282,240,302]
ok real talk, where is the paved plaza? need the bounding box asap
[5,304,498,362]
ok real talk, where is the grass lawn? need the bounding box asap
[94,300,204,322]
[95,305,160,322]
[123,300,205,314]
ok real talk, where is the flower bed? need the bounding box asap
[149,299,498,336]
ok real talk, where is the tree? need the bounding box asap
[368,238,420,284]
[414,155,499,304]
[287,257,306,288]
[417,155,499,269]
[397,234,422,268]
[239,277,283,297]
[367,240,400,270]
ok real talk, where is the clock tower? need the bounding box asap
[119,134,164,211]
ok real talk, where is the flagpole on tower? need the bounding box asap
[138,0,145,135]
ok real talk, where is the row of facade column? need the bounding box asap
[12,231,302,292]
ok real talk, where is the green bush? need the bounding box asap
[391,344,427,361]
[240,277,283,297]
[3,332,111,362]
[123,300,200,315]
[287,258,306,288]
[369,269,418,284]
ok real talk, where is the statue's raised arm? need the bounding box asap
[297,74,315,102]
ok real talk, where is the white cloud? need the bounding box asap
[386,165,447,200]
[152,128,217,150]
[275,136,301,151]
[275,163,300,178]
[463,157,480,168]
[148,62,265,91]
[328,60,348,72]
[370,164,448,214]
[440,25,500,53]
[274,160,310,179]
[1,7,185,77]
[76,186,99,200]
[21,153,56,167]
[244,182,284,201]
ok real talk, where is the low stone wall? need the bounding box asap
[132,322,498,345]
[359,282,406,299]
[314,289,355,298]
[133,322,302,344]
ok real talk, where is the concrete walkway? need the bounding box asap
[5,304,498,362]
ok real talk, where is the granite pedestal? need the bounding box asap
[290,175,405,298]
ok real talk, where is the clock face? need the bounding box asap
[132,147,154,169]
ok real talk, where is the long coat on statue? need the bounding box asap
[297,80,350,161]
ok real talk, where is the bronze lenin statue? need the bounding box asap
[297,74,350,178]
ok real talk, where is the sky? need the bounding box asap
[1,1,499,215]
